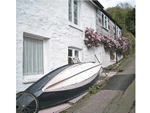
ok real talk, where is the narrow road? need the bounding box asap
[66,54,135,113]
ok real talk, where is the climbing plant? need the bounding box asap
[84,27,131,55]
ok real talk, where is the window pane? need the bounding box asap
[105,17,107,29]
[75,50,78,57]
[68,58,73,64]
[74,0,77,5]
[108,25,110,30]
[110,52,115,60]
[74,0,78,25]
[74,18,77,25]
[105,20,107,29]
[74,4,77,11]
[23,37,43,75]
[69,0,72,21]
[74,11,77,18]
[68,49,72,56]
[102,14,104,26]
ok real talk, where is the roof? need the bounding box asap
[92,0,122,29]
[91,0,104,9]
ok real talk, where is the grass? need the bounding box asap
[60,110,67,113]
[89,84,103,94]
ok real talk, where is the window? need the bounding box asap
[101,12,108,30]
[102,14,104,26]
[23,37,44,75]
[68,48,80,64]
[108,25,110,30]
[69,0,79,25]
[75,50,78,57]
[116,26,120,38]
[105,16,107,29]
[110,51,115,61]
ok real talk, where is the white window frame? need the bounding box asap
[22,32,50,83]
[68,0,79,25]
[68,47,81,64]
[101,12,108,30]
[116,26,120,37]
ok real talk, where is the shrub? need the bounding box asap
[84,27,131,55]
[89,84,102,94]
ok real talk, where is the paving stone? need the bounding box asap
[69,92,88,104]
[39,103,72,113]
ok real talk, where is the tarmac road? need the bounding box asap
[66,54,135,113]
[103,74,135,91]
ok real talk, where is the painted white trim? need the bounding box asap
[68,47,82,63]
[115,26,120,37]
[69,0,79,26]
[89,0,101,9]
[68,46,82,50]
[22,33,51,84]
[22,74,44,83]
[23,32,50,40]
[69,22,83,32]
[101,12,109,31]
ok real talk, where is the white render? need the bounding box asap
[16,0,123,92]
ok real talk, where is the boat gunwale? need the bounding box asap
[38,68,101,110]
[44,66,102,92]
[43,63,102,91]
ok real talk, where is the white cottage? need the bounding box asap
[16,0,122,92]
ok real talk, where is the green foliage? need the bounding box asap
[89,84,102,94]
[123,30,135,51]
[60,111,67,113]
[106,3,135,55]
[84,28,131,56]
[125,8,135,36]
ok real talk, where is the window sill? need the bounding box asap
[69,22,83,32]
[110,60,116,62]
[102,27,109,32]
[22,74,45,84]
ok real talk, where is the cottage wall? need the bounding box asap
[16,0,123,92]
[17,0,99,92]
[95,8,123,67]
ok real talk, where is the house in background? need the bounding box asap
[94,1,122,64]
[16,0,123,92]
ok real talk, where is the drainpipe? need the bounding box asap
[116,51,118,64]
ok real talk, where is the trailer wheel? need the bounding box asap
[16,91,39,113]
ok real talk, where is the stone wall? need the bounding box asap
[16,0,99,92]
[16,0,123,92]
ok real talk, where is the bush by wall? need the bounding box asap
[84,27,131,56]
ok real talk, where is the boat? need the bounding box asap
[16,58,102,113]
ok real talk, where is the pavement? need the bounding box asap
[39,54,135,113]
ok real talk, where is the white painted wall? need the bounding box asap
[16,0,70,92]
[16,0,123,92]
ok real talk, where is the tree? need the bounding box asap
[116,2,133,9]
[106,2,135,53]
[125,8,135,36]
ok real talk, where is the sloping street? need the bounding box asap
[66,54,135,113]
